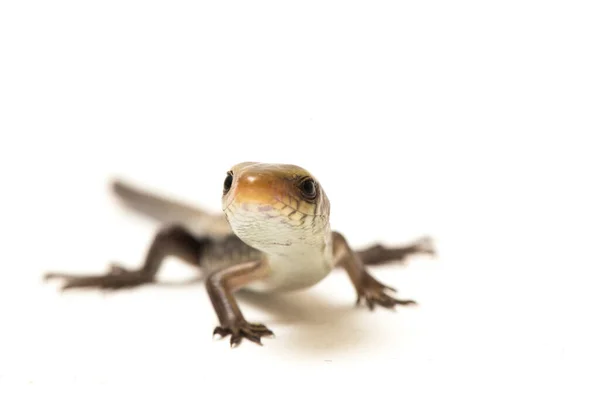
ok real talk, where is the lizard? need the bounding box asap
[44,162,435,347]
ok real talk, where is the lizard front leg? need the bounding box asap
[44,225,208,290]
[333,231,417,309]
[205,260,274,347]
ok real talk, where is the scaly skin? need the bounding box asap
[45,162,435,347]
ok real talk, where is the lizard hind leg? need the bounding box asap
[356,236,436,267]
[44,225,209,291]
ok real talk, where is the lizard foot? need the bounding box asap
[356,273,417,310]
[213,321,275,347]
[44,264,152,291]
[411,236,436,256]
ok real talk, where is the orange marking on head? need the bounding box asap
[222,162,329,218]
[231,171,289,205]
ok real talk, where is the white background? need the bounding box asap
[1,1,599,399]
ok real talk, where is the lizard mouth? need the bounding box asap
[224,194,314,226]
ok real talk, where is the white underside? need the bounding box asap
[225,201,334,293]
[245,250,334,293]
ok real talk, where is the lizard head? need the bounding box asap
[221,162,331,253]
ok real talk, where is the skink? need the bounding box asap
[45,162,434,346]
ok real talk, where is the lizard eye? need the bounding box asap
[299,177,317,200]
[223,171,233,194]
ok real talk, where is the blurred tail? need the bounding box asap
[111,179,231,236]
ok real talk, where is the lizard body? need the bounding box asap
[45,162,434,346]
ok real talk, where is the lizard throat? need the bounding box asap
[224,201,329,256]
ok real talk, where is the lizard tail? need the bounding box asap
[111,179,232,236]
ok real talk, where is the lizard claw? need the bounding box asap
[413,236,436,256]
[356,274,417,310]
[213,321,274,347]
